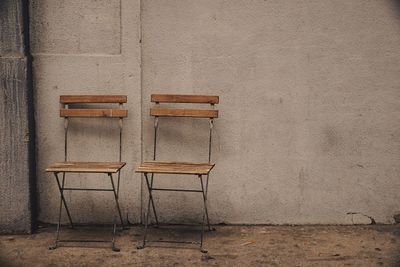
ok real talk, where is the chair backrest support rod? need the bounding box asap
[153,102,160,161]
[64,119,68,161]
[208,119,213,164]
[117,103,123,196]
[208,102,215,164]
[153,117,158,161]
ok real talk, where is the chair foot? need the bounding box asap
[137,245,145,250]
[200,248,208,253]
[48,244,58,250]
[208,227,216,232]
[112,245,120,252]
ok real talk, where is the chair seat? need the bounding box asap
[46,161,126,173]
[136,161,214,175]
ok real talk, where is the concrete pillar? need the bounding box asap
[0,0,36,233]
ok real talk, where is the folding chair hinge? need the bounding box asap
[64,118,69,129]
[154,117,159,129]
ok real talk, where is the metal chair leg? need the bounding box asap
[199,175,208,253]
[109,173,124,251]
[49,172,74,250]
[204,174,215,232]
[148,173,159,227]
[49,174,63,250]
[109,173,125,228]
[111,215,120,252]
[200,175,212,232]
[55,172,74,227]
[137,210,150,250]
[137,173,153,249]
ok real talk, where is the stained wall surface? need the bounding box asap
[141,0,400,224]
[32,0,400,225]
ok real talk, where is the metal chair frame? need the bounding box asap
[137,94,219,253]
[47,95,127,252]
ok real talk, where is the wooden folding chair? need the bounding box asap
[46,95,128,252]
[136,94,219,253]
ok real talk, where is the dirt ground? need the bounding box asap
[0,224,399,267]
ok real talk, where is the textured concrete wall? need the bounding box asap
[32,0,400,225]
[141,0,400,224]
[31,0,142,224]
[0,0,35,233]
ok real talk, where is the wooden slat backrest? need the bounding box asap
[60,95,128,118]
[60,95,127,104]
[150,94,219,119]
[151,94,219,104]
[60,109,127,118]
[150,108,218,118]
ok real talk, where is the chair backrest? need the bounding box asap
[60,95,128,118]
[150,94,219,163]
[150,94,219,119]
[59,95,128,161]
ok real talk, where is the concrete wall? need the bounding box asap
[32,0,400,225]
[141,0,400,224]
[31,0,142,224]
[0,0,35,233]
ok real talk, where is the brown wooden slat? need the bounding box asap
[60,95,127,104]
[136,161,214,175]
[150,108,218,118]
[151,94,219,104]
[60,108,128,118]
[46,162,126,173]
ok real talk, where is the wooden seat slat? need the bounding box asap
[150,108,218,118]
[136,161,214,175]
[60,95,127,104]
[46,162,126,173]
[60,108,128,118]
[151,94,219,104]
